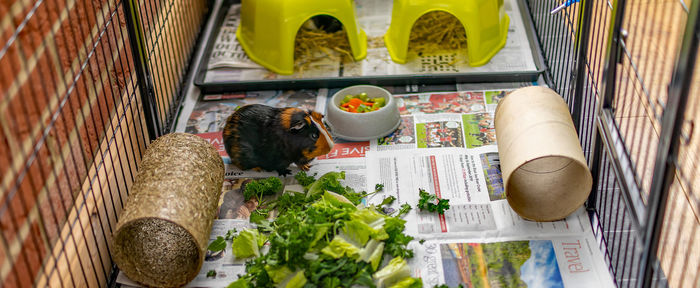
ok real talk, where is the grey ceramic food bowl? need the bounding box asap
[325,85,401,141]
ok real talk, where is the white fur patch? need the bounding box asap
[310,117,334,150]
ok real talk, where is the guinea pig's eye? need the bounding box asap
[311,132,319,140]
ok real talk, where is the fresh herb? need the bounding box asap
[419,239,426,244]
[243,177,283,201]
[375,183,385,192]
[383,217,414,259]
[206,270,217,278]
[417,188,450,215]
[378,196,397,215]
[250,208,270,224]
[225,229,237,240]
[269,190,306,215]
[307,256,375,287]
[395,203,412,218]
[228,172,421,288]
[435,198,451,215]
[294,170,317,187]
[306,171,349,197]
[207,236,226,252]
[379,196,396,207]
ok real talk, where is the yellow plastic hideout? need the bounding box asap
[384,0,510,66]
[236,0,367,75]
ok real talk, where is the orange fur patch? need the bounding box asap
[280,108,299,129]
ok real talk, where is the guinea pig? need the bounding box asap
[222,104,334,176]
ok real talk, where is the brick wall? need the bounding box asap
[0,0,207,287]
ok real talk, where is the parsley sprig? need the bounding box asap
[417,188,451,215]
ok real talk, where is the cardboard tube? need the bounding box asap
[495,86,592,221]
[112,133,224,287]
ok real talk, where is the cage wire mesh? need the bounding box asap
[0,0,207,287]
[526,0,700,286]
[653,28,700,288]
[592,152,644,287]
[134,0,209,134]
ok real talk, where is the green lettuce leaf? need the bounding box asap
[232,229,261,259]
[226,277,250,288]
[321,235,361,259]
[389,277,423,288]
[351,206,386,225]
[374,257,412,288]
[342,219,373,246]
[307,171,346,197]
[278,270,307,288]
[265,265,292,284]
[357,239,385,271]
[316,191,357,210]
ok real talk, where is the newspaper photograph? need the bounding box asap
[413,236,615,288]
[371,90,503,151]
[202,0,537,84]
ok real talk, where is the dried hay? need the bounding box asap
[408,11,468,55]
[112,133,224,288]
[294,27,353,73]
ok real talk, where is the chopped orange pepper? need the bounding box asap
[347,98,364,107]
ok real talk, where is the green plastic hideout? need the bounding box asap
[236,0,367,75]
[338,93,386,113]
[385,0,510,66]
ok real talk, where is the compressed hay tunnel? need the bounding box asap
[112,133,224,287]
[0,0,698,287]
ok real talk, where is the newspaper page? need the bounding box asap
[118,87,614,288]
[207,4,263,69]
[364,90,590,239]
[203,0,537,83]
[412,235,615,288]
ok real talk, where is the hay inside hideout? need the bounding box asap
[292,11,468,71]
[294,24,353,72]
[408,11,468,59]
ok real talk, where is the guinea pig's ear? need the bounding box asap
[290,120,307,133]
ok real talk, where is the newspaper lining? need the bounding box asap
[119,87,614,288]
[203,0,537,83]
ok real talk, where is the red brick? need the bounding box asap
[0,43,23,100]
[0,144,51,240]
[0,129,11,180]
[1,221,47,288]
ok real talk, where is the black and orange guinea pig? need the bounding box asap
[222,104,334,176]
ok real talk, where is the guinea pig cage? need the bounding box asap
[0,0,698,287]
